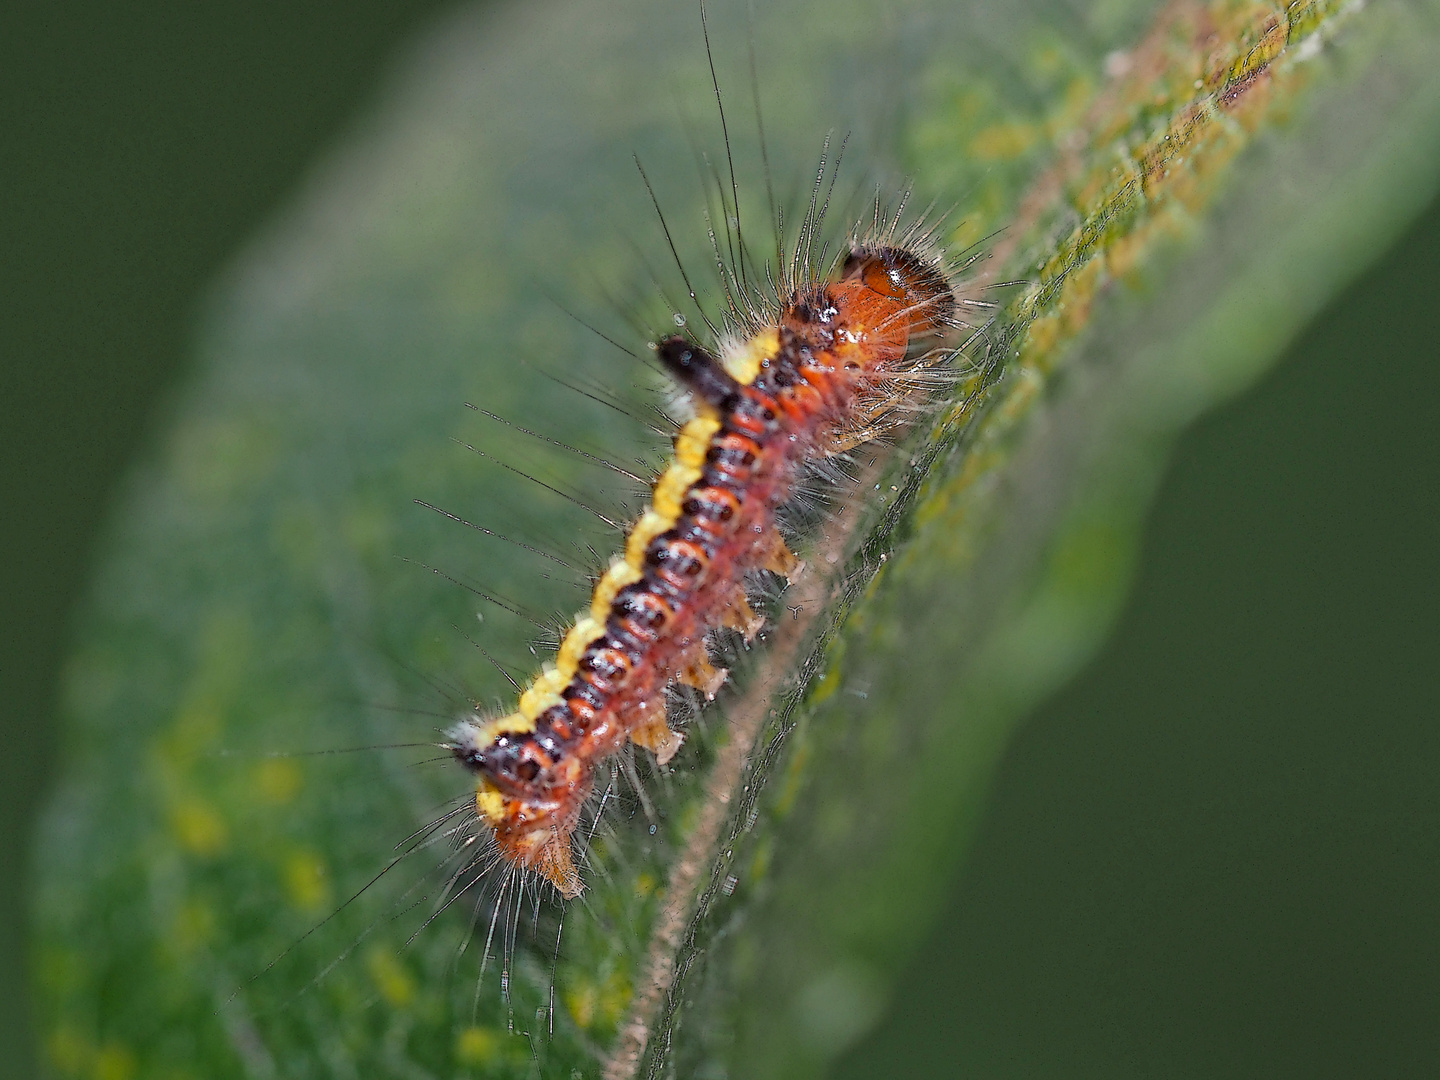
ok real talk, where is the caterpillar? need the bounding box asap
[447,223,964,898]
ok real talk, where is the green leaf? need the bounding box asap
[32,1,1440,1078]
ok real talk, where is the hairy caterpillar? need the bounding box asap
[448,227,966,897]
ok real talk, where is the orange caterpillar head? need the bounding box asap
[838,244,957,344]
[791,243,958,452]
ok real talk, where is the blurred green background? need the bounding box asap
[3,2,1436,1079]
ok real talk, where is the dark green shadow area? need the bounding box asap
[0,5,461,1078]
[834,190,1440,1079]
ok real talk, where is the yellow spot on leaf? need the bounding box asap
[46,1024,90,1076]
[809,665,842,706]
[283,849,331,913]
[254,758,302,805]
[565,968,631,1033]
[969,120,1038,161]
[93,1043,137,1080]
[454,1026,501,1066]
[172,898,216,953]
[566,982,597,1029]
[366,948,416,1009]
[170,796,228,857]
[163,704,222,762]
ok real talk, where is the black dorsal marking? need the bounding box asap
[656,335,741,407]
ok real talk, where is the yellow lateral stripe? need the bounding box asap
[674,415,720,467]
[625,510,674,567]
[623,400,718,570]
[720,326,778,385]
[472,362,736,752]
[653,463,700,519]
[475,782,506,823]
[557,614,606,679]
[479,711,535,741]
[591,558,642,621]
[518,665,569,720]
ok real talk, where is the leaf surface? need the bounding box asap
[32,1,1440,1078]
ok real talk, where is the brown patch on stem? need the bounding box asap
[600,473,875,1080]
